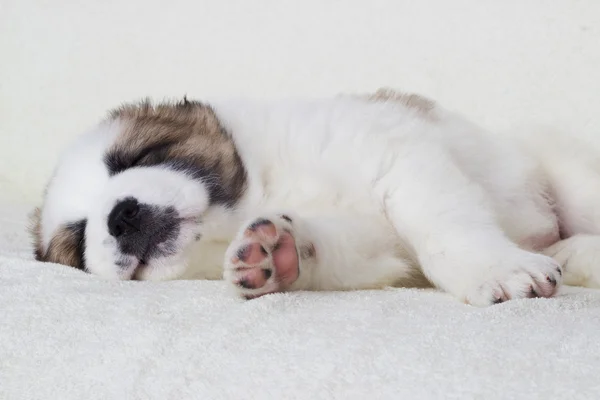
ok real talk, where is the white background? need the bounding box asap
[1,0,599,204]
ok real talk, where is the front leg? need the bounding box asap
[223,213,316,299]
[380,143,562,306]
[223,212,412,298]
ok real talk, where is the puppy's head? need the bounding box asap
[31,98,246,280]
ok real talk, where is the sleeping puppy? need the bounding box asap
[30,88,600,306]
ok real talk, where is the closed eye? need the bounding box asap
[105,141,174,175]
[130,142,173,167]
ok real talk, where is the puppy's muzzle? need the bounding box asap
[108,197,181,261]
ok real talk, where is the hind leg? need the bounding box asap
[379,142,562,306]
[542,235,600,288]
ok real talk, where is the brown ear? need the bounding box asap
[43,221,87,270]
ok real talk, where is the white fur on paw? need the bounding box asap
[466,252,563,306]
[223,214,300,299]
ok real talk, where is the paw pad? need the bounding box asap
[224,215,303,299]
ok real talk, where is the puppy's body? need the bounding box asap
[32,90,600,305]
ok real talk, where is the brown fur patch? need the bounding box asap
[44,221,86,269]
[105,98,247,206]
[355,87,437,120]
[33,218,87,270]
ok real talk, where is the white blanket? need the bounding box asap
[1,201,600,400]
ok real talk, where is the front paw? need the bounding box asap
[466,251,563,307]
[224,215,302,299]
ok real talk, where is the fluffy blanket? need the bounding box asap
[1,201,599,400]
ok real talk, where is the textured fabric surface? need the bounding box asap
[1,201,600,400]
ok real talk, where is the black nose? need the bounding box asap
[108,198,141,237]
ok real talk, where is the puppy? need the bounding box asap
[30,89,600,306]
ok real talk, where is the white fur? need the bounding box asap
[41,120,121,249]
[41,94,600,306]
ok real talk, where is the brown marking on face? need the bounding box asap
[105,98,247,207]
[45,222,86,269]
[32,216,87,270]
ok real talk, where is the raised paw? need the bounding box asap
[466,251,563,307]
[224,214,307,299]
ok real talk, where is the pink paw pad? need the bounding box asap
[229,217,301,298]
